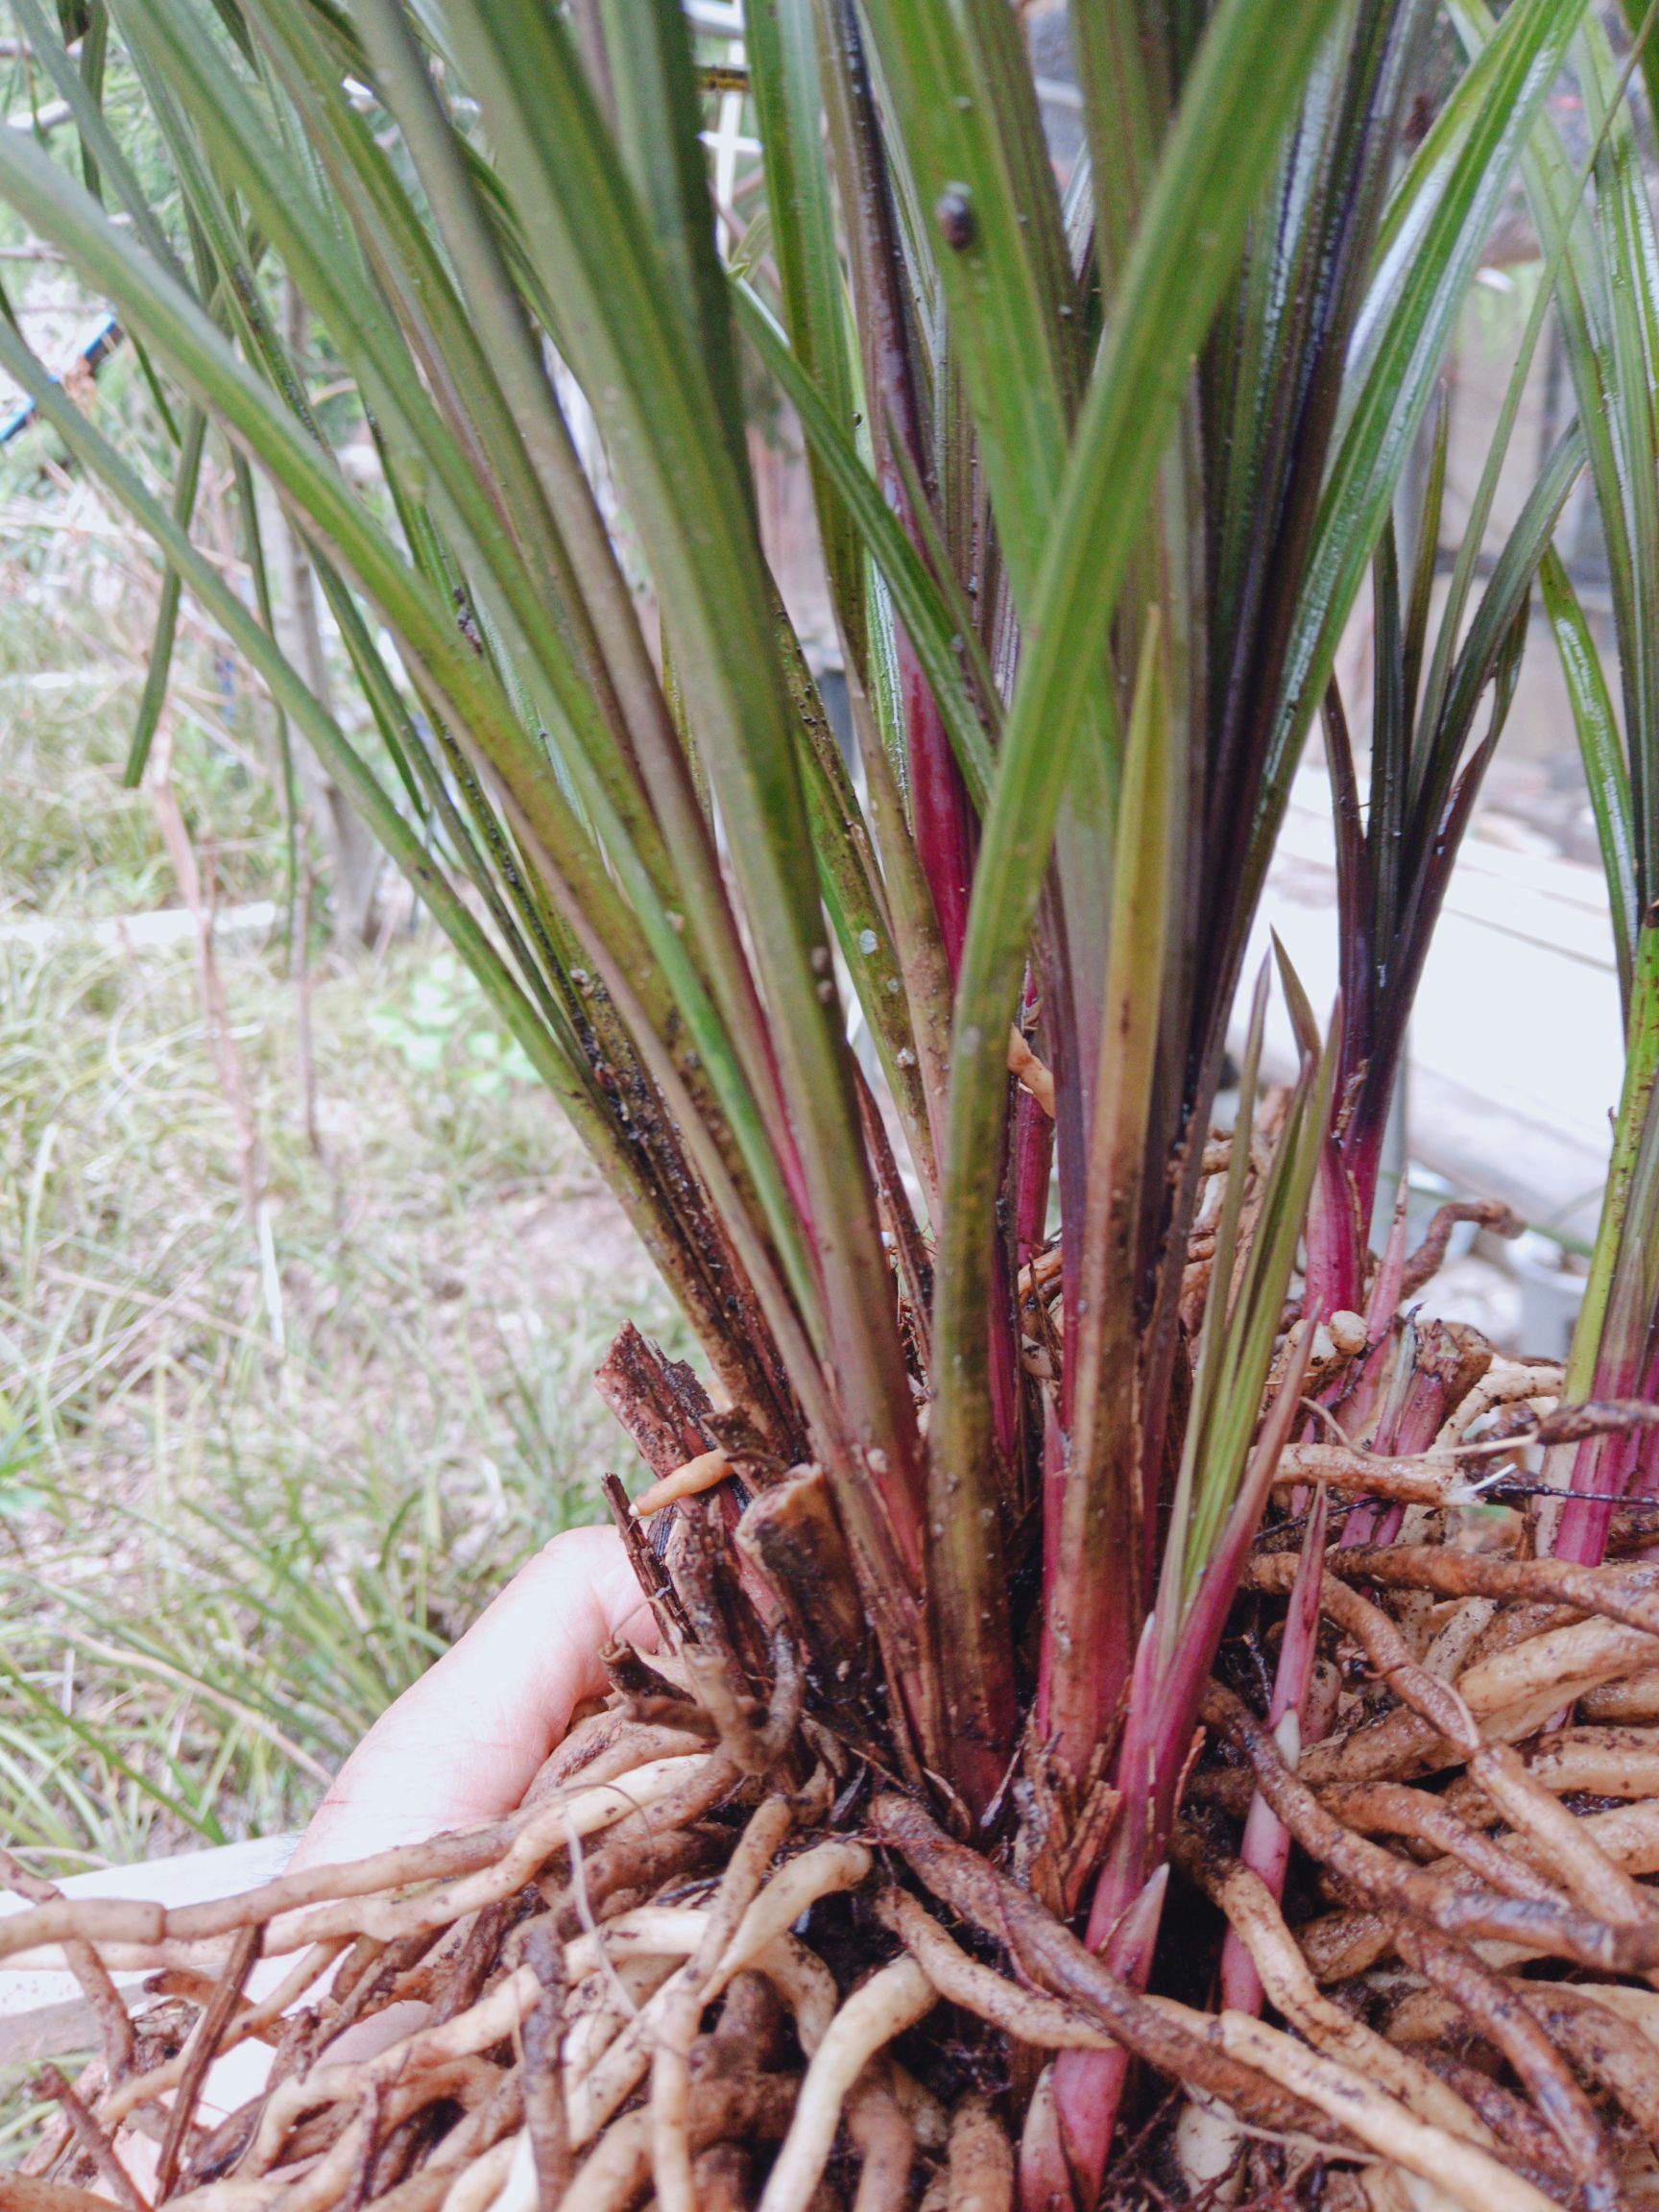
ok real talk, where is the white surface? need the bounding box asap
[0,1833,300,2065]
[0,900,277,953]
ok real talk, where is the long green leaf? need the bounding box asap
[123,402,206,784]
[11,0,181,270]
[0,85,823,1362]
[1542,547,1637,1003]
[1041,610,1178,1778]
[1266,0,1590,846]
[745,0,865,659]
[856,0,1076,593]
[734,280,995,805]
[0,298,815,1446]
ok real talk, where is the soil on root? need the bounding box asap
[14,1319,1659,2208]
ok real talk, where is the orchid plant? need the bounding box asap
[0,0,1615,2191]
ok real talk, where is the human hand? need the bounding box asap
[291,1521,660,1873]
[178,1524,658,2140]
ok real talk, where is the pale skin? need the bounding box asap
[292,1522,660,1871]
[162,1525,658,2151]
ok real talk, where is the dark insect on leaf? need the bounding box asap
[934,186,975,251]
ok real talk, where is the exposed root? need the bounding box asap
[1300,1566,1659,1932]
[846,2066,915,2212]
[1520,1722,1659,1797]
[1316,1543,1659,1636]
[938,2095,1012,2212]
[27,1436,1659,2212]
[0,1755,725,1975]
[520,1920,573,2207]
[562,2075,797,2212]
[4,2184,134,2212]
[1392,1918,1618,2205]
[755,1959,935,2212]
[1471,1737,1659,1926]
[1187,2011,1562,2212]
[877,1864,1551,2212]
[649,1794,794,2212]
[1202,1527,1659,2206]
[691,2143,754,2212]
[32,2067,152,2212]
[868,1803,1343,2146]
[1168,1835,1499,2151]
[1513,1983,1659,2152]
[876,1886,1132,2054]
[1400,1200,1523,1299]
[1318,1779,1565,1904]
[2,1848,136,2080]
[104,1944,348,2131]
[1201,1679,1659,1973]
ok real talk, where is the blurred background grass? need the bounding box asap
[0,565,679,1881]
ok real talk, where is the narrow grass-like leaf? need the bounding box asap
[0,307,802,1426]
[1543,548,1636,1003]
[123,403,205,785]
[745,0,865,657]
[0,109,830,1378]
[598,0,750,493]
[856,0,1075,590]
[733,281,995,805]
[1267,0,1590,846]
[1557,926,1659,1560]
[10,0,181,270]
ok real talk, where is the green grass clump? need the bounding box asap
[0,594,284,921]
